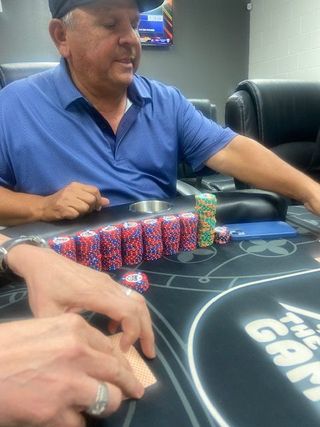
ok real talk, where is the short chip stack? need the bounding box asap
[214,226,231,245]
[142,218,163,261]
[99,225,122,271]
[48,236,77,261]
[75,230,101,270]
[161,215,180,256]
[195,193,217,247]
[121,222,143,265]
[120,271,150,294]
[179,212,198,252]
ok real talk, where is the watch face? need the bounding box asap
[0,246,8,272]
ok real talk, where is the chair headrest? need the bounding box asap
[235,79,320,147]
[0,62,58,88]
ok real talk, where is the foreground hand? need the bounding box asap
[0,315,144,427]
[7,246,155,359]
[40,181,109,221]
[304,192,320,216]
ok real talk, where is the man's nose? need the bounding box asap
[119,26,139,45]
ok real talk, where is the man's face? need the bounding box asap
[63,0,142,92]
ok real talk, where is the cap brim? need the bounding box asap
[136,0,164,12]
[49,0,164,18]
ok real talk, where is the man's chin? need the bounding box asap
[116,73,134,87]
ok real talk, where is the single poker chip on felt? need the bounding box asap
[120,271,150,294]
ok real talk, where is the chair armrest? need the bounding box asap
[176,180,202,196]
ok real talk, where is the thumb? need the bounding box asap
[95,197,109,211]
[101,197,110,207]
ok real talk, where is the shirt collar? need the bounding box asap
[53,58,83,109]
[53,58,151,109]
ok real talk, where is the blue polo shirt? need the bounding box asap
[0,59,237,206]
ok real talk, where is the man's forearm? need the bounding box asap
[206,135,320,204]
[0,187,45,226]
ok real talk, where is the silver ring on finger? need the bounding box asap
[86,382,109,417]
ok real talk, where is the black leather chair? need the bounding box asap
[225,79,320,189]
[188,98,217,122]
[0,62,58,88]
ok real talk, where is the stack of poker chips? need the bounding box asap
[120,271,150,294]
[121,222,143,265]
[142,218,163,261]
[179,212,199,252]
[214,226,231,245]
[195,193,217,247]
[75,230,101,271]
[48,236,77,261]
[161,215,180,256]
[99,225,122,271]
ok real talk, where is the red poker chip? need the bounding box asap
[120,271,150,294]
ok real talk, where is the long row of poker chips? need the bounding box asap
[195,193,217,247]
[48,212,200,271]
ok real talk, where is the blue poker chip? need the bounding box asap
[120,271,150,294]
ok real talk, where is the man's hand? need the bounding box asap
[304,195,320,216]
[206,135,320,215]
[0,314,144,427]
[7,245,156,359]
[40,182,109,221]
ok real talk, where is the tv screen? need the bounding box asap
[138,0,173,47]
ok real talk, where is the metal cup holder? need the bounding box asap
[129,200,172,214]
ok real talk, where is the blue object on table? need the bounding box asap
[224,220,297,240]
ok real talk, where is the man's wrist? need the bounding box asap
[0,236,48,274]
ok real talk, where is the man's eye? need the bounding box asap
[132,20,140,30]
[103,23,116,29]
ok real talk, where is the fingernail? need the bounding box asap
[146,347,156,359]
[136,385,144,398]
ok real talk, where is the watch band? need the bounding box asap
[0,235,48,273]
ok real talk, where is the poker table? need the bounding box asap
[1,194,320,427]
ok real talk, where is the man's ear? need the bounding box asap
[49,19,70,58]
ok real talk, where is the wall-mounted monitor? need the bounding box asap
[138,0,173,47]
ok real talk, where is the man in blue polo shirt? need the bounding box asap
[1,0,320,225]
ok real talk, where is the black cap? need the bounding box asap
[49,0,164,18]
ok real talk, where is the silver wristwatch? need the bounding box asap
[0,235,48,273]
